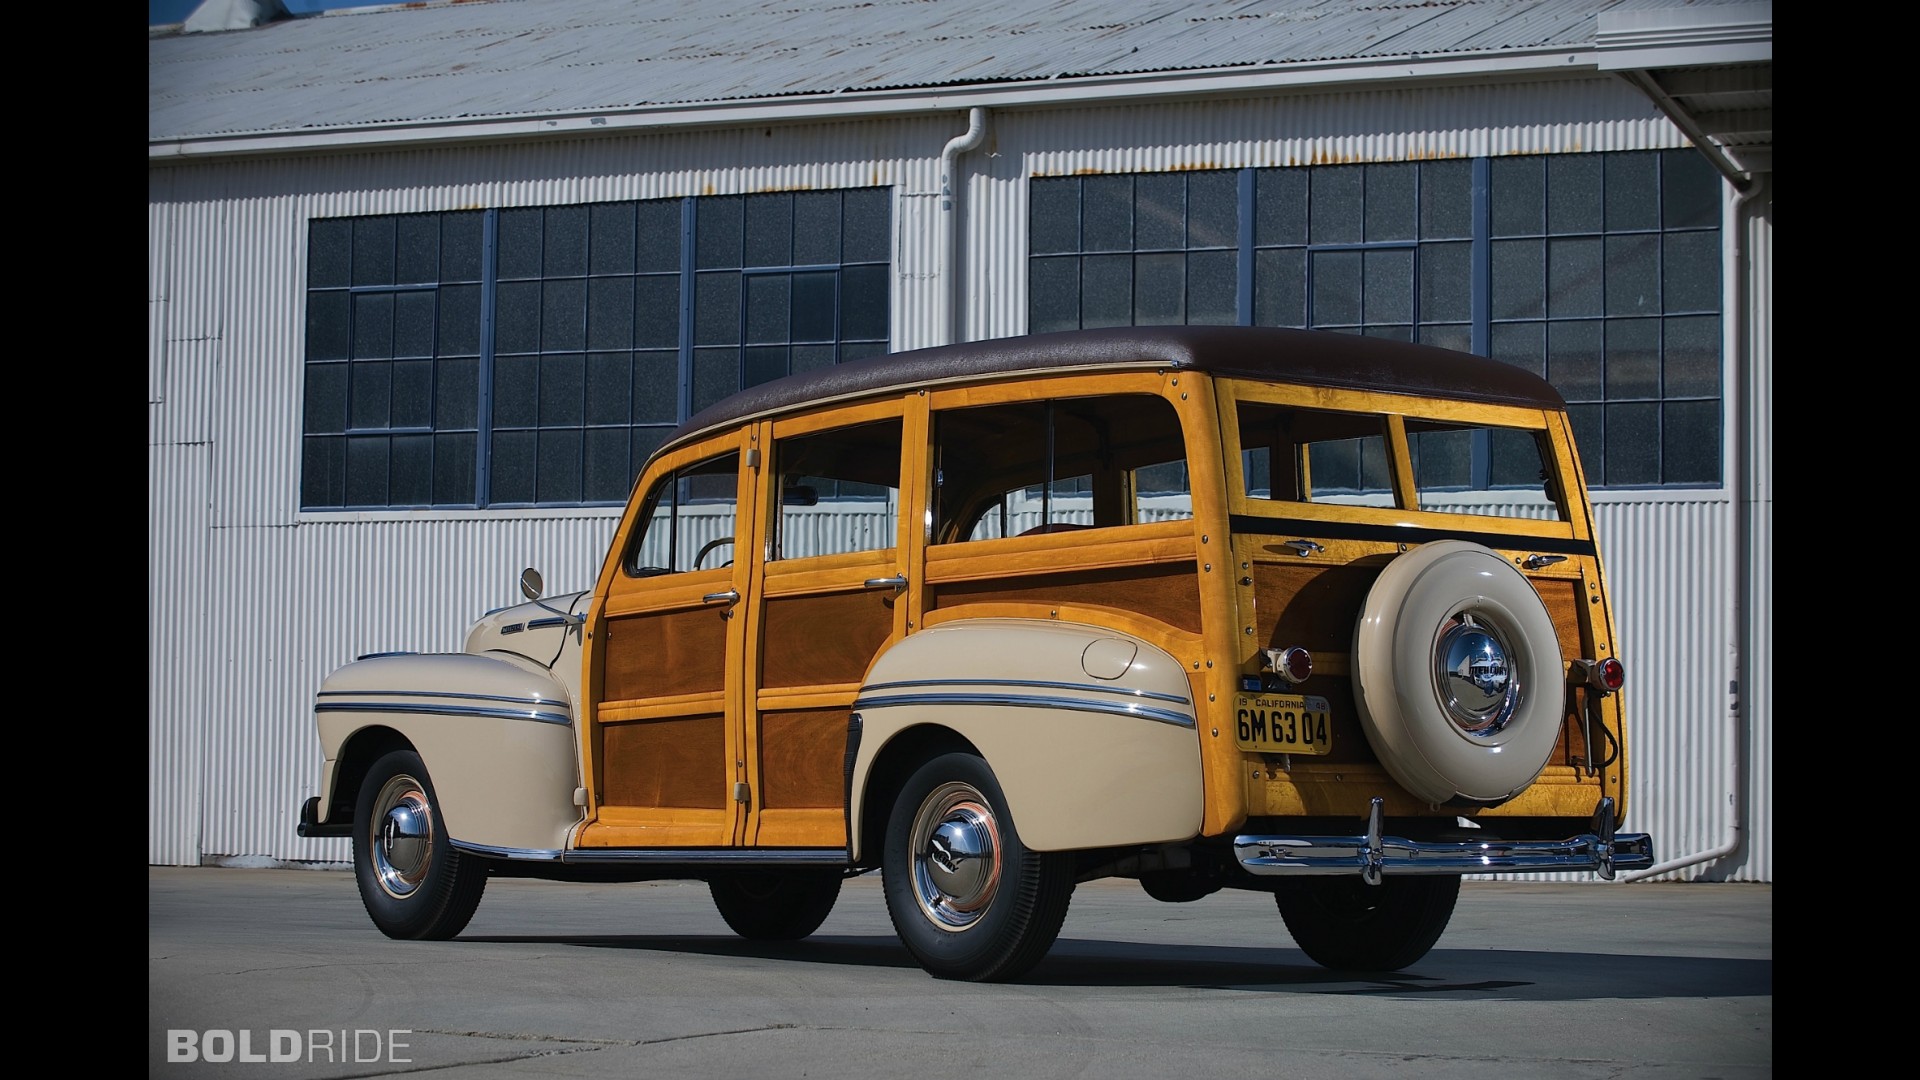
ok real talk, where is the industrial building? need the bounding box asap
[148,0,1772,881]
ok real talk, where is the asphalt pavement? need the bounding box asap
[149,866,1771,1078]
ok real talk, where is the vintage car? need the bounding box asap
[299,325,1651,981]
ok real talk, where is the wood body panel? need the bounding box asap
[601,606,731,702]
[758,708,850,809]
[931,561,1202,634]
[759,591,896,688]
[599,715,727,809]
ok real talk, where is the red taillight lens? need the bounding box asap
[1263,646,1313,685]
[1572,657,1626,693]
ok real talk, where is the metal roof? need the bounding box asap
[151,0,1770,165]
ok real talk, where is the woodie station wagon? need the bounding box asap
[299,325,1652,982]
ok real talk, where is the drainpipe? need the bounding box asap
[938,107,988,346]
[1619,177,1763,883]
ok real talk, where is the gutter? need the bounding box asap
[152,47,1615,163]
[1619,178,1764,883]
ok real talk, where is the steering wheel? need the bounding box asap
[694,536,734,570]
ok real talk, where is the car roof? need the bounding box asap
[663,325,1565,454]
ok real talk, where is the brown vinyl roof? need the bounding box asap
[665,326,1565,452]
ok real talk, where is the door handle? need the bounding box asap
[701,589,741,606]
[1280,539,1325,557]
[863,575,909,593]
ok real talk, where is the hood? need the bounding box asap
[464,589,592,671]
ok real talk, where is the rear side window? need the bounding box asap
[934,394,1191,542]
[1237,403,1394,507]
[1406,418,1564,521]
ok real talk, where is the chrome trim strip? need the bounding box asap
[525,616,573,630]
[451,841,564,861]
[319,688,565,707]
[558,848,849,866]
[850,691,1194,728]
[861,677,1190,706]
[315,701,572,726]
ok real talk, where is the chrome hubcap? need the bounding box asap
[1434,613,1519,735]
[909,782,1002,931]
[369,775,434,899]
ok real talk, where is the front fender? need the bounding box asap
[314,652,582,853]
[849,618,1204,860]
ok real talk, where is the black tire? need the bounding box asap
[1274,874,1461,971]
[352,749,488,940]
[708,871,843,941]
[881,752,1073,982]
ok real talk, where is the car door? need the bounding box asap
[577,430,753,849]
[741,401,916,847]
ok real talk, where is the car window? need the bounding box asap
[624,450,742,575]
[1406,418,1564,521]
[771,418,903,559]
[1237,401,1395,507]
[933,394,1191,543]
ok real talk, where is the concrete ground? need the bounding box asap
[150,866,1771,1078]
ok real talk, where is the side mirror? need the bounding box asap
[519,567,544,601]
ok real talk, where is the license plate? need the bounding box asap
[1233,693,1332,755]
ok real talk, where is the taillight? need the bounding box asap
[1570,657,1626,694]
[1261,645,1313,686]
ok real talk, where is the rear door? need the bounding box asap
[741,401,916,847]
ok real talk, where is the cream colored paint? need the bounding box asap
[849,619,1204,858]
[313,652,584,853]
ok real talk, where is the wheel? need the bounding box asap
[708,871,843,940]
[694,535,734,570]
[882,753,1073,982]
[1274,874,1461,971]
[351,749,487,940]
[1351,540,1565,805]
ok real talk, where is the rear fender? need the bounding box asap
[849,618,1203,861]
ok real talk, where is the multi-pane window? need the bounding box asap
[1030,171,1240,331]
[1484,152,1723,485]
[1029,150,1723,487]
[302,189,892,510]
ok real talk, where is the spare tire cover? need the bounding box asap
[1351,540,1563,805]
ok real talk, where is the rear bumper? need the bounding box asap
[1234,797,1652,883]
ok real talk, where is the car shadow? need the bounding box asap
[456,932,1770,1000]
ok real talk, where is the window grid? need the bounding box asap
[302,190,892,511]
[1028,151,1722,488]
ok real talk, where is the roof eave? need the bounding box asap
[150,45,1611,163]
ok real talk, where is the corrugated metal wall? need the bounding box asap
[148,77,1771,881]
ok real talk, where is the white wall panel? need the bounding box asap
[149,443,210,865]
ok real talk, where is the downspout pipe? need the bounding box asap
[939,107,988,347]
[1619,176,1763,883]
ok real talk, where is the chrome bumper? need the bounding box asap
[1234,797,1652,883]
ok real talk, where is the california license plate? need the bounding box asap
[1233,693,1332,755]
